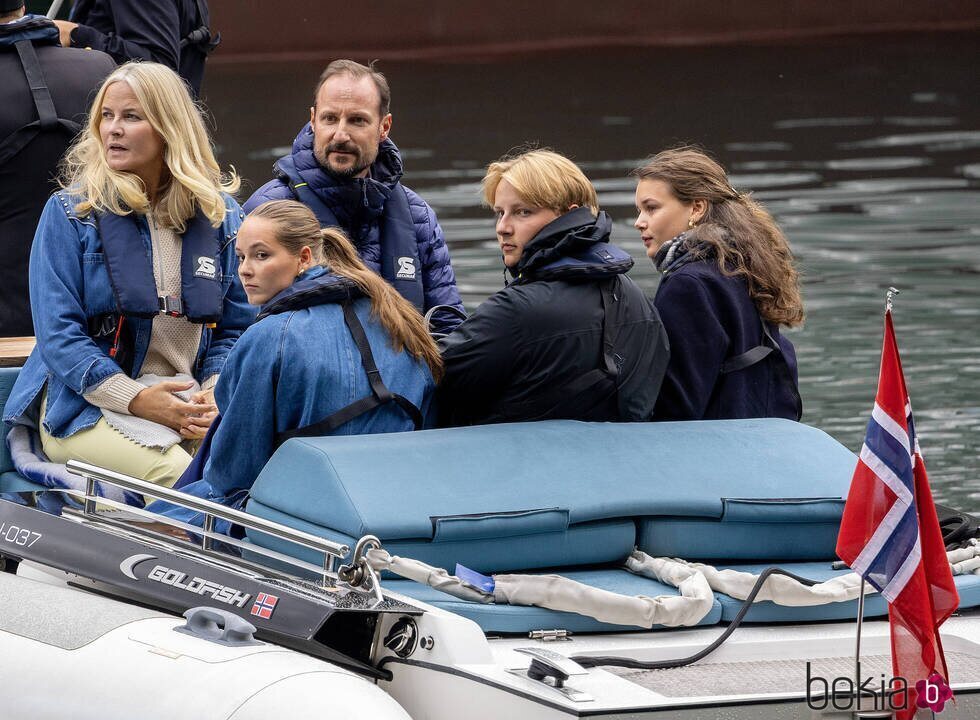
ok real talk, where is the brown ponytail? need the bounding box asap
[248,200,443,380]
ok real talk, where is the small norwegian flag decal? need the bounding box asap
[250,592,279,619]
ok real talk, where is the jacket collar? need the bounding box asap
[286,123,405,230]
[257,265,364,319]
[511,207,634,283]
[0,14,60,47]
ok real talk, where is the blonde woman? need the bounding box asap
[155,199,439,524]
[2,62,252,497]
[633,146,804,420]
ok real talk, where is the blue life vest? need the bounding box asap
[96,210,224,324]
[274,155,425,310]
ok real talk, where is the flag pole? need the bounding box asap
[853,287,901,709]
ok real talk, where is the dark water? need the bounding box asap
[206,33,979,509]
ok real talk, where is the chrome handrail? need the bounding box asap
[65,460,350,581]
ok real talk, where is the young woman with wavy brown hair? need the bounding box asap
[633,146,804,421]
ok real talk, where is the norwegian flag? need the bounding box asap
[836,309,959,718]
[250,592,279,620]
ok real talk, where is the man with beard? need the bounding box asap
[244,59,464,335]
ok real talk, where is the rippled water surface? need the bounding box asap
[208,34,979,509]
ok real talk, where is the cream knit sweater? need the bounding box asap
[84,215,217,414]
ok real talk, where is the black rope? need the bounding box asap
[571,566,819,670]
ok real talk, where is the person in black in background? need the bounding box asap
[0,0,114,337]
[54,0,217,96]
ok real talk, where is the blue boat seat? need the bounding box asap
[0,368,42,499]
[245,419,858,572]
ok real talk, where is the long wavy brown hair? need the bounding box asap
[635,147,805,327]
[248,200,443,381]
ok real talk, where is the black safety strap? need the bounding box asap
[719,317,777,374]
[0,40,80,166]
[276,303,423,445]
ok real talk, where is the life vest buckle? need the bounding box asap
[159,295,183,317]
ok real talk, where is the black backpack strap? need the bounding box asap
[720,316,777,374]
[16,39,58,130]
[0,40,81,166]
[276,303,423,445]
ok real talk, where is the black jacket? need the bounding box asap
[653,246,802,421]
[438,208,669,426]
[0,15,114,337]
[69,0,213,96]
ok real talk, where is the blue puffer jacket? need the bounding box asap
[2,192,253,438]
[244,126,464,334]
[156,265,437,524]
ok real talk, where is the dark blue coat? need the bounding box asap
[244,126,464,335]
[69,0,212,95]
[653,258,801,421]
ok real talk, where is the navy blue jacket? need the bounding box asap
[653,257,801,421]
[69,0,212,95]
[439,208,668,425]
[244,125,464,335]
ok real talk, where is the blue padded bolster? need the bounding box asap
[383,567,724,634]
[714,562,980,623]
[248,419,857,544]
[722,497,845,523]
[0,367,20,474]
[432,508,568,542]
[638,517,842,561]
[246,499,635,574]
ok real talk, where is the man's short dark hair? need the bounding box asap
[312,59,391,117]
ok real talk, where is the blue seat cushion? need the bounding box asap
[713,561,980,622]
[0,367,20,474]
[246,419,857,572]
[383,567,723,634]
[0,471,45,495]
[638,498,846,561]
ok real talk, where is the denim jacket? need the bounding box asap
[196,266,436,499]
[2,191,255,437]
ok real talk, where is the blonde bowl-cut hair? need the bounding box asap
[60,61,239,232]
[634,146,805,328]
[247,200,443,382]
[482,149,599,216]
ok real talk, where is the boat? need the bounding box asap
[3,362,980,719]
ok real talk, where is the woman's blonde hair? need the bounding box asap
[247,200,443,381]
[635,146,805,327]
[60,62,239,231]
[482,149,599,215]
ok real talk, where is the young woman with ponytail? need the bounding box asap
[158,199,440,522]
[633,146,804,421]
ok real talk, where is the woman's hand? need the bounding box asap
[180,388,219,439]
[129,381,216,433]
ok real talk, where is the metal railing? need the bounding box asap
[65,460,351,585]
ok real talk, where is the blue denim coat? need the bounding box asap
[2,192,254,437]
[160,266,436,521]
